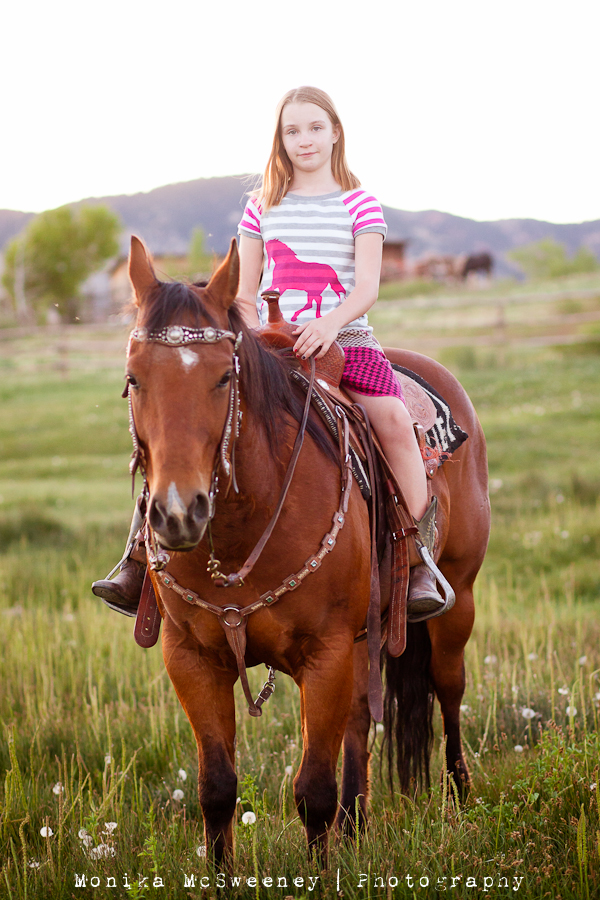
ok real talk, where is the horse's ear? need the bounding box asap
[129,236,158,305]
[206,238,239,310]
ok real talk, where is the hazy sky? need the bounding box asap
[2,0,598,223]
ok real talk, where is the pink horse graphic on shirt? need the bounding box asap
[265,239,346,320]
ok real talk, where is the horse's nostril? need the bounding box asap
[192,493,210,525]
[148,498,167,532]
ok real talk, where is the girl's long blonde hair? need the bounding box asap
[259,86,360,211]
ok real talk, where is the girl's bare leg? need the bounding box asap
[344,392,427,518]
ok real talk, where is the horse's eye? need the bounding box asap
[216,370,232,389]
[126,374,139,389]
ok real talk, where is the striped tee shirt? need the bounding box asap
[238,189,387,330]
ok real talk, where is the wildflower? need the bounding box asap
[514,745,524,753]
[172,789,184,802]
[521,708,535,720]
[52,783,64,795]
[578,656,587,666]
[285,765,293,777]
[104,754,112,766]
[566,706,577,717]
[241,811,256,825]
[78,829,93,847]
[375,723,384,734]
[103,822,117,834]
[527,653,538,661]
[177,768,187,782]
[590,783,597,791]
[89,844,116,859]
[460,704,470,713]
[196,845,207,858]
[40,826,53,838]
[558,687,569,696]
[483,655,497,665]
[28,860,41,869]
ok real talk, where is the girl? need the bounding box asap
[236,86,444,620]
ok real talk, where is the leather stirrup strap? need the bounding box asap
[353,403,384,723]
[385,480,410,657]
[134,571,162,648]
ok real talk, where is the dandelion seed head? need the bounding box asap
[104,755,112,766]
[52,783,63,795]
[241,811,256,825]
[40,826,53,837]
[514,745,524,753]
[558,687,569,696]
[89,843,116,859]
[28,859,41,869]
[521,707,535,720]
[285,765,293,777]
[196,845,207,858]
[578,656,587,666]
[556,494,565,504]
[177,768,187,782]
[566,706,578,716]
[172,789,184,801]
[375,722,384,734]
[484,655,497,665]
[103,822,117,834]
[527,653,538,661]
[590,783,597,791]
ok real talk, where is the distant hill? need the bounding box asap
[2,176,600,278]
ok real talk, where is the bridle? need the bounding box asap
[125,323,243,517]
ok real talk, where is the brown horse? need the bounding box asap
[124,235,490,865]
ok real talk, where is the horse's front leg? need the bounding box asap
[335,639,370,837]
[162,618,238,867]
[294,642,354,864]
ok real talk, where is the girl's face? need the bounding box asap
[280,101,340,177]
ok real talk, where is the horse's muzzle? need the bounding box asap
[148,491,211,550]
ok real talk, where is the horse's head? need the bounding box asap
[126,236,240,551]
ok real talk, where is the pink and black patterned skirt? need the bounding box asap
[339,343,405,403]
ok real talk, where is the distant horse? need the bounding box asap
[265,238,345,320]
[461,252,493,280]
[123,235,490,866]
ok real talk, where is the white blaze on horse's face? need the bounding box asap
[167,481,188,523]
[178,347,199,370]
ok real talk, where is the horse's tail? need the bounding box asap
[381,622,434,795]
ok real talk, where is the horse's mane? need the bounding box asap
[136,281,338,465]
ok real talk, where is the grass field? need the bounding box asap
[1,282,599,899]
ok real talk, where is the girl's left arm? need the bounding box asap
[292,232,383,359]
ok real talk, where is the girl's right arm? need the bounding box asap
[237,235,264,328]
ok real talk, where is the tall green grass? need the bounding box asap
[1,335,599,899]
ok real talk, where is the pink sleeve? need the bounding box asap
[238,196,263,239]
[343,190,387,239]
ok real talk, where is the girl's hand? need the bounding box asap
[292,316,340,359]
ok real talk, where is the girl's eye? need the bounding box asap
[216,371,232,389]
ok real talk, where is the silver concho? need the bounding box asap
[134,327,148,342]
[166,325,184,344]
[203,327,217,342]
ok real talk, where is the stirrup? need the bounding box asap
[408,546,455,623]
